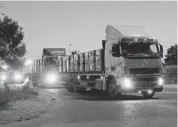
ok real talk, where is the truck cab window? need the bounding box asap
[150,44,157,54]
[112,43,120,57]
[121,42,159,58]
[44,57,58,66]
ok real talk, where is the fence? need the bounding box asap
[163,65,177,84]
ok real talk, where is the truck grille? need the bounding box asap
[132,77,158,88]
[130,68,159,74]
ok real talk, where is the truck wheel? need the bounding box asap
[67,79,74,92]
[33,83,38,88]
[73,79,79,93]
[77,88,86,93]
[107,79,119,99]
[142,91,155,99]
[68,86,74,92]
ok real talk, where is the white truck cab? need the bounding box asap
[104,25,164,98]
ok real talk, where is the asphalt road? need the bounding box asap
[2,84,177,127]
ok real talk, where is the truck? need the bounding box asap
[31,48,66,86]
[61,25,164,99]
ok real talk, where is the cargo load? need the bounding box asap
[89,50,96,72]
[70,55,74,72]
[63,56,67,72]
[66,56,71,72]
[79,53,85,72]
[74,54,80,72]
[85,52,89,72]
[95,49,103,72]
[58,56,63,72]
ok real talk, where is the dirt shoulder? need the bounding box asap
[0,88,55,124]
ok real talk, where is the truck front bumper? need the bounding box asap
[118,85,163,93]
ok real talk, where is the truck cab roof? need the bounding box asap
[43,48,66,56]
[105,24,158,44]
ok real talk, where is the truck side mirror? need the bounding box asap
[159,44,163,57]
[112,43,120,57]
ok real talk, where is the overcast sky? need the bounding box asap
[0,1,177,59]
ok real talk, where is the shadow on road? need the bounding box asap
[72,91,159,101]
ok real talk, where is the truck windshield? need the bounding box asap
[121,42,159,58]
[44,57,58,66]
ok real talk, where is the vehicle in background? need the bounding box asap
[0,63,27,91]
[31,48,66,86]
[61,25,164,99]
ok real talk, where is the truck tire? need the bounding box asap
[33,82,38,88]
[68,86,74,92]
[142,91,155,99]
[107,79,119,99]
[73,78,80,93]
[67,79,74,92]
[77,88,86,93]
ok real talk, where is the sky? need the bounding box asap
[0,1,177,59]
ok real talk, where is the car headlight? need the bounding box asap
[158,77,164,86]
[46,73,58,84]
[13,72,24,81]
[123,77,132,89]
[1,74,7,81]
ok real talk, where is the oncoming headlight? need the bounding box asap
[1,74,7,81]
[46,73,58,84]
[158,77,164,86]
[123,77,132,89]
[13,72,24,81]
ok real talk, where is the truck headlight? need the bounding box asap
[1,74,7,81]
[13,72,24,81]
[46,73,58,84]
[158,77,164,86]
[123,77,132,89]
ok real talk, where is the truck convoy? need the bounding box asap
[32,25,164,99]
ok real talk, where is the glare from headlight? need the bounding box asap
[14,73,23,81]
[2,64,8,70]
[1,74,7,81]
[147,89,153,94]
[158,77,164,86]
[123,78,132,89]
[46,73,58,84]
[77,75,80,80]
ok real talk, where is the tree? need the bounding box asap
[0,15,26,69]
[164,44,177,65]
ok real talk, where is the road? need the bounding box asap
[1,84,177,127]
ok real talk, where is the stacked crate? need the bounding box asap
[66,56,71,72]
[85,52,89,72]
[58,56,63,72]
[95,49,103,72]
[63,56,67,72]
[74,54,80,72]
[70,55,74,72]
[79,53,85,72]
[89,50,96,72]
